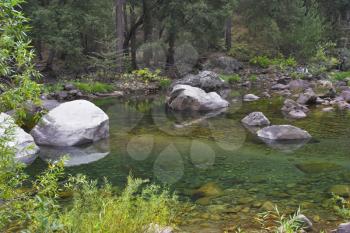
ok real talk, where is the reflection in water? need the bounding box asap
[39,139,110,167]
[259,138,311,153]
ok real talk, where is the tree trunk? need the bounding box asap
[166,30,178,78]
[130,3,137,70]
[45,49,55,71]
[115,0,126,73]
[225,17,232,52]
[143,0,152,42]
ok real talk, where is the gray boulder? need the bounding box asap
[297,88,317,105]
[31,100,109,147]
[288,79,310,90]
[336,222,350,233]
[203,56,243,74]
[257,125,311,140]
[241,112,270,126]
[0,113,39,164]
[167,85,229,112]
[272,83,289,90]
[341,90,350,103]
[173,71,226,92]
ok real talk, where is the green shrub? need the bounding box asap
[73,81,114,94]
[228,43,257,61]
[331,71,350,81]
[249,75,258,82]
[220,74,241,84]
[331,194,350,219]
[250,56,272,68]
[159,79,172,89]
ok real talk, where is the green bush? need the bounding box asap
[228,43,257,62]
[250,56,272,68]
[250,55,297,70]
[331,71,350,81]
[220,74,241,84]
[73,81,114,94]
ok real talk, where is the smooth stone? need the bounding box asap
[192,182,223,198]
[0,113,39,164]
[322,107,334,112]
[294,214,313,232]
[31,100,109,147]
[288,110,307,119]
[237,197,254,205]
[243,94,260,102]
[336,222,350,233]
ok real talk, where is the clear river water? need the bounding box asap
[27,93,350,232]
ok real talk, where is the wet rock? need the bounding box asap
[31,100,109,147]
[336,222,350,233]
[173,71,226,92]
[167,85,229,112]
[0,113,39,164]
[288,110,307,119]
[261,201,275,211]
[241,112,270,126]
[272,83,289,90]
[340,90,350,103]
[203,56,243,74]
[296,162,342,174]
[261,138,310,152]
[328,185,350,197]
[192,182,223,199]
[282,99,309,119]
[243,94,260,102]
[297,88,317,105]
[257,125,311,140]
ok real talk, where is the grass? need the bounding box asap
[220,74,241,84]
[73,81,114,94]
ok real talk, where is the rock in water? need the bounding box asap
[297,88,317,105]
[0,113,39,164]
[31,100,109,147]
[167,85,229,111]
[172,71,226,92]
[241,112,270,126]
[243,94,260,102]
[257,125,311,140]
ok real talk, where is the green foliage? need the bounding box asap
[331,194,350,219]
[331,71,350,81]
[73,81,114,94]
[256,207,305,233]
[249,75,258,82]
[250,56,297,70]
[228,43,256,61]
[0,0,41,125]
[0,122,181,232]
[60,175,179,233]
[220,74,241,84]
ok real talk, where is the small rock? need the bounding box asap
[241,112,270,126]
[261,201,275,211]
[294,214,313,232]
[322,107,334,112]
[63,83,76,91]
[297,88,317,105]
[272,83,288,90]
[257,125,311,140]
[243,94,260,102]
[288,110,307,119]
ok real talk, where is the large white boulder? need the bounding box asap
[0,113,39,164]
[31,100,109,147]
[167,85,229,111]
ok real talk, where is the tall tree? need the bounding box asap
[115,0,126,72]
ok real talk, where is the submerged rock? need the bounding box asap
[192,182,223,199]
[241,112,270,126]
[328,185,350,198]
[172,71,226,92]
[39,140,110,167]
[0,113,39,164]
[257,125,311,140]
[261,138,310,153]
[167,85,229,112]
[296,162,342,174]
[243,94,260,102]
[31,100,109,147]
